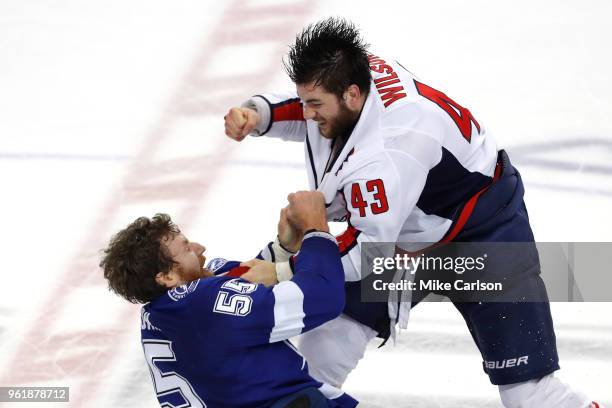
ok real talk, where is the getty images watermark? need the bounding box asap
[371,251,501,292]
[359,242,612,303]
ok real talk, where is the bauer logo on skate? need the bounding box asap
[485,356,529,370]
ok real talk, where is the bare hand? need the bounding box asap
[286,191,329,233]
[278,207,303,253]
[240,259,278,287]
[224,107,260,141]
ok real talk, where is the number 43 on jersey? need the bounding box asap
[350,179,389,217]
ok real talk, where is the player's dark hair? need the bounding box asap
[100,213,180,304]
[285,17,371,98]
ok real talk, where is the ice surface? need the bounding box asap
[0,0,610,406]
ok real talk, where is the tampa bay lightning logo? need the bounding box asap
[206,257,228,273]
[168,280,200,301]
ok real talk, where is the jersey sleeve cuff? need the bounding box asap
[271,237,296,262]
[275,261,294,282]
[303,230,338,246]
[241,95,271,136]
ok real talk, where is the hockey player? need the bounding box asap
[100,191,358,408]
[223,17,599,408]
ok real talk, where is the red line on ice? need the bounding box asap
[0,1,313,406]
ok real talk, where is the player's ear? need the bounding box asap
[344,84,361,109]
[155,271,175,288]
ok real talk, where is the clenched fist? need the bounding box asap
[278,207,303,253]
[224,107,261,141]
[286,191,329,233]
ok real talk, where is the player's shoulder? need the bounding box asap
[367,54,450,127]
[206,257,241,275]
[165,279,209,302]
[368,54,419,114]
[150,276,228,309]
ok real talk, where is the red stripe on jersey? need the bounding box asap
[592,402,600,408]
[273,101,304,122]
[493,158,502,180]
[441,158,502,243]
[336,225,360,254]
[226,266,250,277]
[440,191,482,243]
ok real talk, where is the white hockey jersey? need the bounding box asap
[245,54,498,328]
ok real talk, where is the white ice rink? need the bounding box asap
[0,0,611,406]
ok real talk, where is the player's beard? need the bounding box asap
[200,268,214,278]
[321,101,361,173]
[319,100,359,140]
[198,253,214,278]
[176,261,212,284]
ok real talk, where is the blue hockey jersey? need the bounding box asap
[140,231,358,408]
